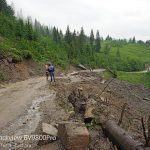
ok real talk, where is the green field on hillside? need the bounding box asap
[118,71,150,88]
[104,71,150,88]
[109,43,150,64]
[95,42,150,72]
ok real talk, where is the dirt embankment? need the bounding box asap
[0,59,45,84]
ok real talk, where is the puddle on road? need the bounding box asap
[1,92,56,137]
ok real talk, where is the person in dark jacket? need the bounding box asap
[48,63,55,82]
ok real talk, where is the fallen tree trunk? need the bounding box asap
[103,120,144,150]
[107,67,117,78]
[77,64,87,70]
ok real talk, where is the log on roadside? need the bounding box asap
[103,120,144,150]
[107,67,117,78]
[77,64,87,70]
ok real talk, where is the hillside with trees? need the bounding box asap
[0,0,150,85]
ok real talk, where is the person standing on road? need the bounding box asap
[45,64,49,80]
[48,63,55,82]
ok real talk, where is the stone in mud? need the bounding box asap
[68,111,75,118]
[42,123,58,137]
[58,121,89,150]
[100,97,105,102]
[38,123,58,146]
[100,79,106,84]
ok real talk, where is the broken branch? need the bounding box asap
[118,103,127,126]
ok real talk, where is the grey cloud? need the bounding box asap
[6,0,150,40]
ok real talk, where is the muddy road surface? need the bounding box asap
[0,76,63,149]
[0,77,49,129]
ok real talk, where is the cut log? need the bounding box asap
[84,106,95,123]
[104,120,144,150]
[77,64,87,70]
[84,99,96,123]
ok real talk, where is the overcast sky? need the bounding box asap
[6,0,150,41]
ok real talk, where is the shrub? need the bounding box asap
[0,73,7,81]
[0,49,6,60]
[12,54,22,63]
[21,50,32,60]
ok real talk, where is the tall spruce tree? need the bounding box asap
[52,27,58,42]
[59,29,63,40]
[90,29,95,55]
[105,35,112,41]
[90,29,94,46]
[95,30,101,52]
[25,17,33,40]
[15,18,24,40]
[65,25,72,45]
[132,36,136,43]
[79,27,86,54]
[0,0,14,16]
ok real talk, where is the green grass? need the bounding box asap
[117,71,150,88]
[101,41,150,64]
[104,71,150,88]
[103,71,114,78]
[110,43,150,64]
[99,42,150,71]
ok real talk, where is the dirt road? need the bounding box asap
[0,76,63,149]
[0,77,49,129]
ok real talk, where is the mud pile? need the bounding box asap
[53,70,150,149]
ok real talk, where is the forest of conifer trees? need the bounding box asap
[1,0,150,71]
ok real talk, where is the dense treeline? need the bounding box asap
[0,0,150,71]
